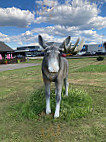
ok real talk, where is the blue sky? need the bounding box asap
[0,0,106,49]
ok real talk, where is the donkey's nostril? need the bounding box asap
[48,66,59,73]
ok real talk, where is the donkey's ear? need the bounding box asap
[38,35,47,49]
[59,36,71,49]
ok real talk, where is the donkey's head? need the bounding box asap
[38,35,70,73]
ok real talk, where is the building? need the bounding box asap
[81,43,106,55]
[0,41,13,60]
[87,44,105,53]
[14,41,106,57]
[14,45,42,57]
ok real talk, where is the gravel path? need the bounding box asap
[0,63,41,72]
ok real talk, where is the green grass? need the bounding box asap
[25,59,42,64]
[76,64,106,72]
[0,57,106,142]
[20,88,92,121]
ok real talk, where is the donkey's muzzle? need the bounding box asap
[48,67,59,73]
[48,63,59,73]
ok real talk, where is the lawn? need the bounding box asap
[0,57,106,142]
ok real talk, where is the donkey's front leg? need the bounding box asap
[54,82,62,118]
[44,80,51,114]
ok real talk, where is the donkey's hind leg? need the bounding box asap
[64,78,69,96]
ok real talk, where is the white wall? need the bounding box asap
[88,44,105,52]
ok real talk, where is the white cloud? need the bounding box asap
[36,0,58,7]
[89,16,106,29]
[0,32,10,42]
[32,25,80,37]
[1,25,104,47]
[10,31,37,45]
[35,0,106,30]
[0,0,105,48]
[0,7,35,27]
[88,0,106,4]
[30,25,106,45]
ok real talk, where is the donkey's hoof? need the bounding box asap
[54,113,59,118]
[65,91,68,96]
[46,110,51,115]
[65,94,68,97]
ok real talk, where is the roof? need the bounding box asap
[17,46,40,50]
[15,49,29,52]
[0,41,13,52]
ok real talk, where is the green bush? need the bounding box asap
[4,59,8,64]
[20,88,92,121]
[97,56,104,61]
[17,59,20,63]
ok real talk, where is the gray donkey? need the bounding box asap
[38,35,70,118]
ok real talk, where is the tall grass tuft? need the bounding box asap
[20,87,92,121]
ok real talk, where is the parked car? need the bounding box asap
[37,52,44,56]
[81,52,91,56]
[90,51,96,55]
